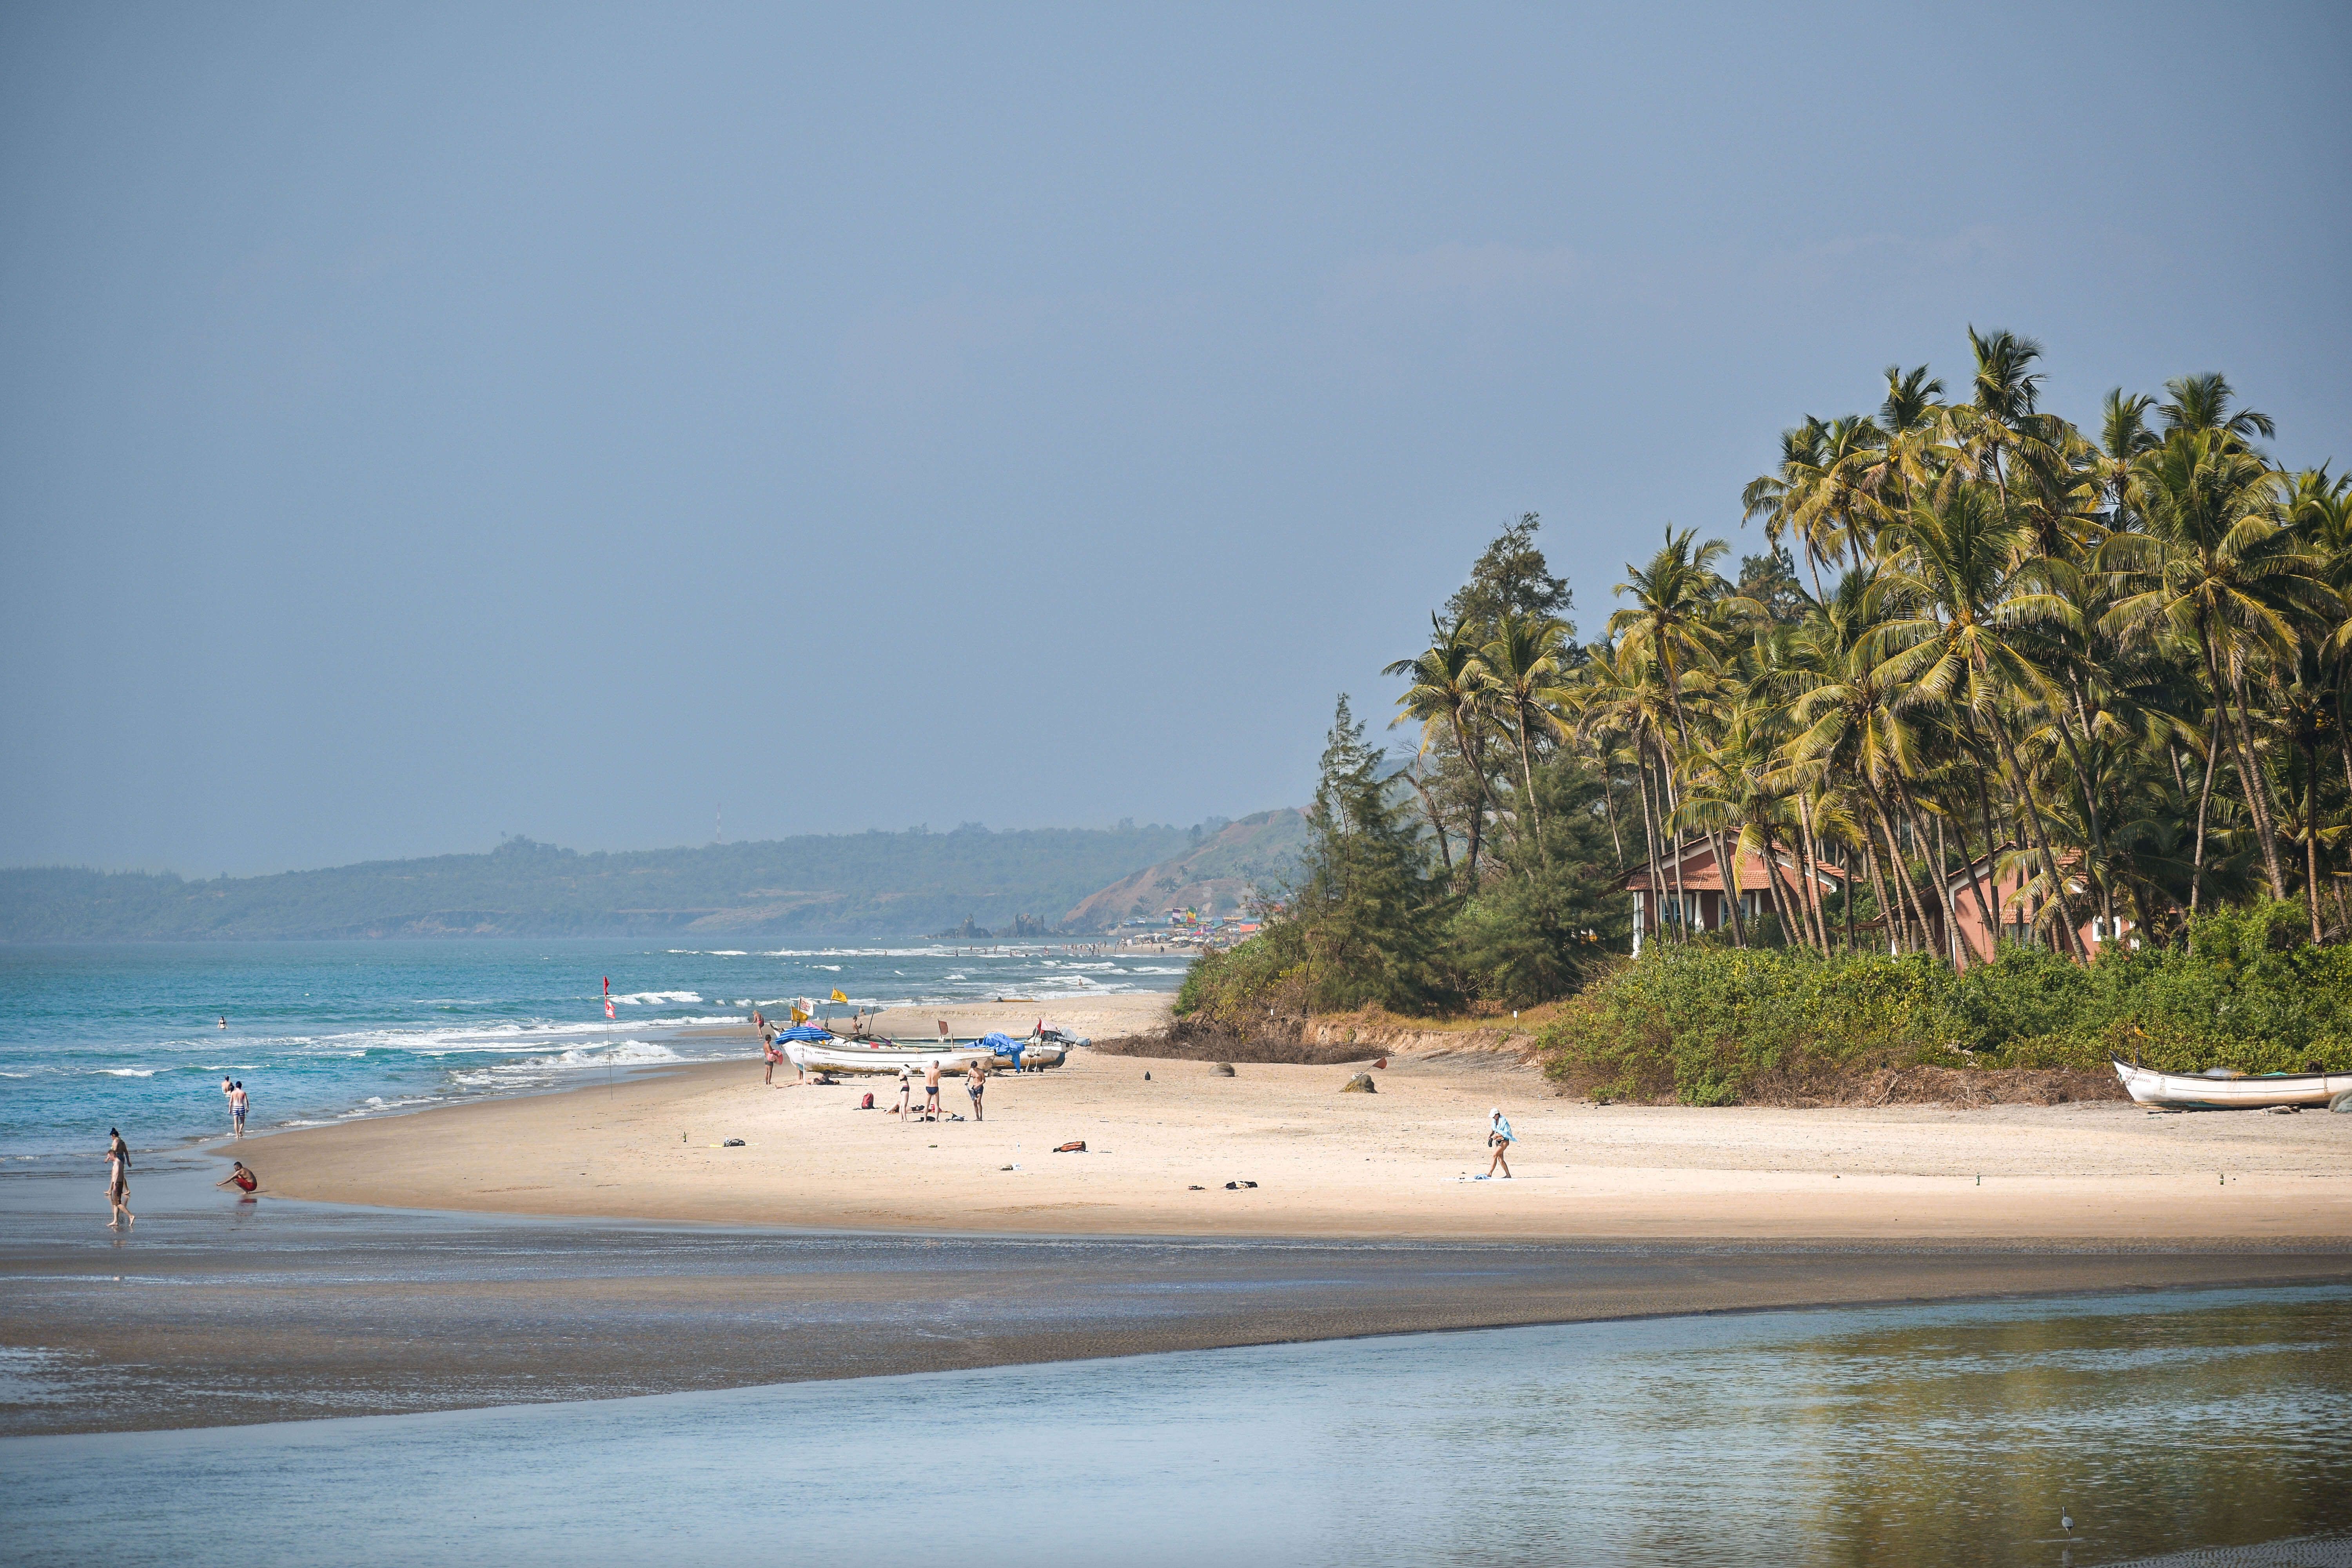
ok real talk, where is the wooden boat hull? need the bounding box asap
[782,1040,995,1076]
[2111,1058,2352,1110]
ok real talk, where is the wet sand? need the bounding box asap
[8,1165,2348,1436]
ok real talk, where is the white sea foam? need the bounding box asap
[612,991,702,1006]
[708,950,747,957]
[96,1068,157,1077]
[1127,966,1190,974]
[812,965,842,972]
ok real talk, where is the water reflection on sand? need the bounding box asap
[5,1285,2348,1566]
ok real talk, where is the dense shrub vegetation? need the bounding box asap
[1539,902,2352,1104]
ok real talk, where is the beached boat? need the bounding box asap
[2111,1058,2352,1111]
[779,1033,995,1077]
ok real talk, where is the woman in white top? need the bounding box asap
[1484,1108,1515,1179]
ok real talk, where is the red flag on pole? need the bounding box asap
[604,976,615,1020]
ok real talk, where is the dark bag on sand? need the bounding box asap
[859,1093,875,1109]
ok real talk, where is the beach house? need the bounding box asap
[1939,847,2129,963]
[1622,839,1846,954]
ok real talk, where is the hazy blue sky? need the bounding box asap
[4,3,2348,875]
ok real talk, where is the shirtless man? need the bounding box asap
[230,1081,249,1138]
[965,1058,987,1123]
[924,1060,944,1121]
[217,1160,260,1199]
[222,1076,235,1130]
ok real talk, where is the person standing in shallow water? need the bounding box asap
[107,1138,133,1227]
[231,1081,248,1138]
[1483,1107,1515,1179]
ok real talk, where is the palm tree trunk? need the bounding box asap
[1866,784,1933,952]
[1843,843,1857,954]
[1986,714,2087,960]
[1862,831,1898,953]
[1946,770,1998,965]
[1659,749,1691,944]
[1757,831,1801,949]
[1895,784,1954,964]
[2054,685,2115,929]
[1661,682,1747,947]
[1599,751,1624,864]
[2189,706,2223,916]
[1641,742,1675,947]
[2301,741,2323,943]
[1512,709,1545,865]
[1795,792,1831,953]
[1953,748,2004,961]
[2206,640,2287,900]
[1632,748,1664,955]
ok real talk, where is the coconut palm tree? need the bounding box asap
[1383,615,1501,886]
[1872,483,2092,955]
[2101,430,2332,903]
[1473,611,1576,865]
[1610,530,1766,943]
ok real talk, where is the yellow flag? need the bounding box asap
[789,1007,810,1025]
[830,988,849,1003]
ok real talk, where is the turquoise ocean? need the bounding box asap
[0,939,1188,1162]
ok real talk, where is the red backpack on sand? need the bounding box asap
[860,1092,875,1109]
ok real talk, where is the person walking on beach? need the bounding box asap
[230,1081,249,1139]
[106,1139,133,1228]
[895,1066,913,1123]
[1483,1107,1515,1179]
[924,1059,944,1121]
[217,1160,259,1198]
[222,1076,235,1129]
[965,1057,987,1123]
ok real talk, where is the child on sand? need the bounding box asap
[1482,1108,1515,1179]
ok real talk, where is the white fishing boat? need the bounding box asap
[2111,1057,2352,1111]
[779,1032,995,1077]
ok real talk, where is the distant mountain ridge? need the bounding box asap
[1060,809,1308,928]
[0,822,1265,942]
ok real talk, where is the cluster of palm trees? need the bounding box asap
[1388,330,2350,964]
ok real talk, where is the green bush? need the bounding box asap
[1538,901,2352,1103]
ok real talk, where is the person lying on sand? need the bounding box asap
[217,1161,259,1197]
[1483,1108,1515,1180]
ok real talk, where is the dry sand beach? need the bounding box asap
[250,994,2352,1244]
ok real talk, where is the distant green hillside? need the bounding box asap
[0,824,1221,941]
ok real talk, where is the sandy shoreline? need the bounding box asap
[243,998,2352,1243]
[11,994,2347,1436]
